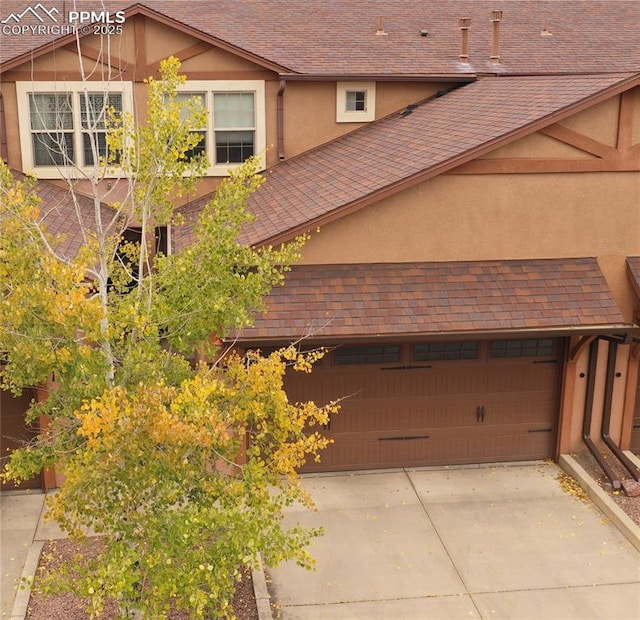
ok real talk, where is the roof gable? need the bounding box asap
[0,1,291,74]
[234,73,639,247]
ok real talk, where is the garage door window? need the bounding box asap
[490,339,554,358]
[334,345,400,365]
[413,342,477,361]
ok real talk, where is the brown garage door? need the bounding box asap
[286,339,561,472]
[1,388,42,490]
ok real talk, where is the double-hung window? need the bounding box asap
[17,81,133,178]
[79,92,123,166]
[174,92,207,161]
[175,81,266,175]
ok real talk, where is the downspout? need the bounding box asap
[583,339,621,489]
[0,92,8,162]
[601,341,640,481]
[277,79,286,160]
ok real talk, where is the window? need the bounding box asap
[414,342,478,361]
[334,345,400,365]
[175,81,266,175]
[490,339,554,358]
[173,92,207,161]
[80,93,123,166]
[213,92,255,163]
[17,82,132,178]
[345,90,367,112]
[336,82,376,122]
[28,93,74,166]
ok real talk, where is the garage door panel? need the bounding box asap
[291,340,561,472]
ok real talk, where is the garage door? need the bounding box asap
[285,339,561,472]
[1,388,42,490]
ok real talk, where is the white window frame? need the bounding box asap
[175,80,266,176]
[16,81,133,179]
[336,81,376,123]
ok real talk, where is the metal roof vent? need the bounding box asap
[375,16,388,36]
[490,10,503,64]
[459,18,471,63]
[540,19,554,37]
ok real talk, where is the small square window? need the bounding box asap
[346,91,366,112]
[337,82,375,122]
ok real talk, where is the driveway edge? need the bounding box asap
[252,554,273,620]
[10,540,44,620]
[559,454,640,553]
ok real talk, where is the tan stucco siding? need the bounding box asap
[283,81,450,158]
[482,132,597,159]
[300,172,640,319]
[558,95,620,148]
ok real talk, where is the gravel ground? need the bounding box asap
[26,538,259,620]
[572,449,640,527]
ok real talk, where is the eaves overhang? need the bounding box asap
[232,324,639,347]
[278,73,477,82]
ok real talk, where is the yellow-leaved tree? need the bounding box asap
[0,57,336,619]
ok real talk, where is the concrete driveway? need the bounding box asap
[267,462,640,619]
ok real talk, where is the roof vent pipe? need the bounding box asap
[375,16,388,36]
[491,10,503,64]
[459,18,471,63]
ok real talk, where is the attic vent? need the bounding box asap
[459,18,471,63]
[375,16,388,36]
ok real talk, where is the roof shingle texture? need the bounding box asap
[224,73,634,246]
[2,1,639,75]
[237,258,626,341]
[7,171,115,260]
[626,257,640,299]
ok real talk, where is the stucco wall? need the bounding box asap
[282,81,447,158]
[300,171,640,318]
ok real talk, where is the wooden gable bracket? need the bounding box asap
[66,42,129,76]
[143,42,212,77]
[569,335,596,361]
[538,124,615,159]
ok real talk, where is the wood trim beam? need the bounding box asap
[68,43,129,75]
[539,124,615,159]
[5,71,131,81]
[143,42,212,76]
[618,89,635,151]
[172,41,212,63]
[134,15,147,82]
[570,336,595,362]
[451,155,640,174]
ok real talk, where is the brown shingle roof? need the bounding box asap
[228,72,637,246]
[626,257,640,301]
[2,1,639,76]
[8,170,115,260]
[236,258,628,342]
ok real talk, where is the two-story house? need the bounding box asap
[1,1,640,488]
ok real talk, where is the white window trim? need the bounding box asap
[336,81,376,123]
[16,81,134,179]
[176,80,266,176]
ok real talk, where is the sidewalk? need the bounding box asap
[1,492,44,619]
